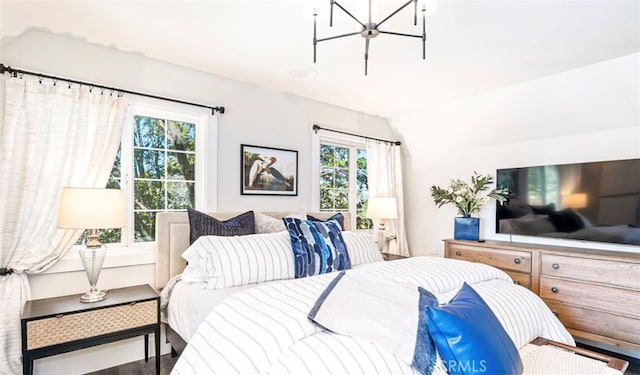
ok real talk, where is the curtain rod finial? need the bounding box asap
[312,124,321,133]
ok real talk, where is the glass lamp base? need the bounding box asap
[80,289,106,303]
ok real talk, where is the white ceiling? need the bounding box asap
[1,0,639,118]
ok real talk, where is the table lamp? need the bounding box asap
[57,187,126,303]
[366,197,398,251]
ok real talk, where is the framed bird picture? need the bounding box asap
[241,144,298,196]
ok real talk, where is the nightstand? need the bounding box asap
[21,284,160,375]
[381,253,408,261]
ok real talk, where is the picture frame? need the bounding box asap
[241,144,298,196]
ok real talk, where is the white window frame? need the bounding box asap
[121,104,208,245]
[312,132,367,230]
[44,97,217,274]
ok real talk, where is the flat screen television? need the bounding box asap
[496,158,640,246]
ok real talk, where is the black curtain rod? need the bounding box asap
[312,124,401,145]
[0,64,225,115]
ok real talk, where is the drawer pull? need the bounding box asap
[552,311,559,317]
[513,280,520,285]
[551,287,559,294]
[552,263,560,270]
[514,257,521,264]
[455,251,461,256]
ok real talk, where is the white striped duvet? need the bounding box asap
[172,256,574,375]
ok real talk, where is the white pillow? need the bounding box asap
[342,231,384,266]
[254,208,306,234]
[182,231,295,289]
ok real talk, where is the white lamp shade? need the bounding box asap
[57,188,127,229]
[366,197,398,219]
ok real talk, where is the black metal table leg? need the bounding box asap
[144,333,149,362]
[155,327,161,375]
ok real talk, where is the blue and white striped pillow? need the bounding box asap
[182,231,295,289]
[283,218,351,278]
[341,231,384,266]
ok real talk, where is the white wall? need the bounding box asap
[0,30,396,374]
[393,52,640,256]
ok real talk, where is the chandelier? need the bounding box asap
[313,0,437,75]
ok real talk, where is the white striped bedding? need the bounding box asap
[171,256,574,375]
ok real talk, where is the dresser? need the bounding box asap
[444,239,640,352]
[21,284,160,375]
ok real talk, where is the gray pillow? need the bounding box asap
[187,208,255,244]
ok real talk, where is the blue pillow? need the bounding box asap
[425,283,523,375]
[283,218,350,278]
[306,213,345,230]
[187,208,255,244]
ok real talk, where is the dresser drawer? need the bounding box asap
[505,271,531,289]
[541,254,640,289]
[446,244,531,273]
[540,277,639,319]
[26,299,157,350]
[545,300,640,350]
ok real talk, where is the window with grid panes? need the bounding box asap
[319,142,372,229]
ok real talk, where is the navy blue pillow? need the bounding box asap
[187,209,255,244]
[306,213,346,230]
[283,218,350,278]
[425,283,523,375]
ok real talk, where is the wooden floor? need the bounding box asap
[85,354,178,375]
[88,351,639,375]
[87,354,640,375]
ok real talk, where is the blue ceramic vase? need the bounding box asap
[454,215,480,241]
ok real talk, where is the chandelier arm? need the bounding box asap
[378,30,422,38]
[330,0,335,27]
[365,38,370,76]
[333,1,366,28]
[377,0,415,29]
[313,14,318,63]
[422,9,426,59]
[316,31,361,43]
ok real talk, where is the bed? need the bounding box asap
[155,210,357,355]
[156,210,626,375]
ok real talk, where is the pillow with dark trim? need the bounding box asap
[187,208,255,244]
[425,283,523,375]
[307,213,345,229]
[283,217,350,278]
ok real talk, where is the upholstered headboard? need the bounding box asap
[154,211,351,290]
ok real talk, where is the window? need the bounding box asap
[132,115,197,241]
[83,105,208,246]
[319,141,372,229]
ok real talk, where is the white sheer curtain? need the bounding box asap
[366,140,409,256]
[0,78,126,374]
